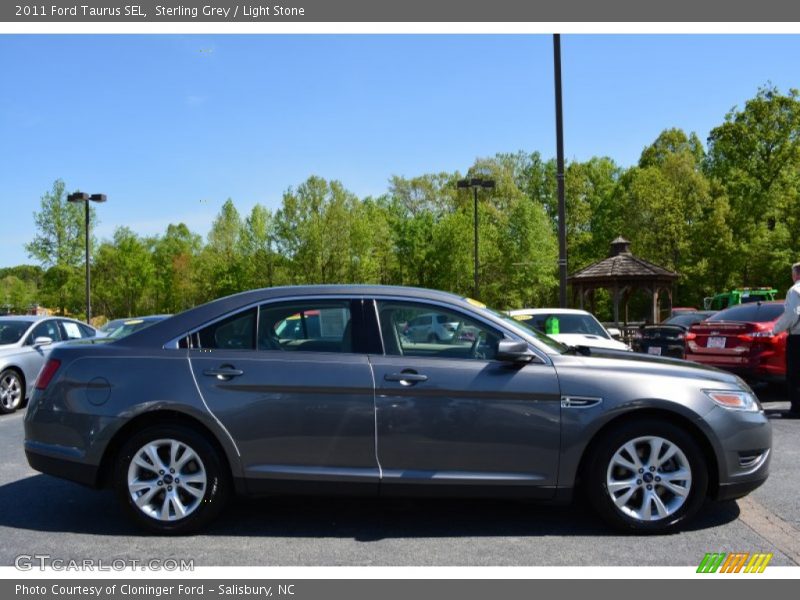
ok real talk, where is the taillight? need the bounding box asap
[738,331,780,343]
[685,332,696,341]
[35,359,61,390]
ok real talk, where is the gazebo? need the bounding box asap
[568,237,679,325]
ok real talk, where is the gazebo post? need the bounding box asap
[651,286,659,324]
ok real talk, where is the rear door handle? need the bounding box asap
[384,371,428,384]
[203,366,244,380]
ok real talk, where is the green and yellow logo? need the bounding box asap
[697,552,773,573]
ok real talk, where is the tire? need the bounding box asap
[114,425,229,534]
[584,418,708,533]
[0,368,24,415]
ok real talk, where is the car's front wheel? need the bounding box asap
[585,419,708,533]
[114,425,229,534]
[0,368,24,414]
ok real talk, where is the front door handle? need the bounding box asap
[203,365,244,380]
[384,371,428,385]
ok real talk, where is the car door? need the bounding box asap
[370,299,562,498]
[187,298,379,495]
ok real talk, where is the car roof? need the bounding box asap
[509,308,592,316]
[0,315,48,322]
[118,285,472,348]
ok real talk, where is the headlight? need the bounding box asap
[704,389,761,412]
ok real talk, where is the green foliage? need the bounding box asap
[15,86,800,322]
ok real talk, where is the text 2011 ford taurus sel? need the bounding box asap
[24,285,771,534]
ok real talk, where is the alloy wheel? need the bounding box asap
[126,438,208,522]
[0,372,22,412]
[605,435,692,522]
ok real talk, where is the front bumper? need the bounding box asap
[703,405,772,500]
[715,473,769,501]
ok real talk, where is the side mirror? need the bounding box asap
[496,339,535,363]
[33,336,53,347]
[607,327,622,340]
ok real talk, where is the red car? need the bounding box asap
[685,301,787,381]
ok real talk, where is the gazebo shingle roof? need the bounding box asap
[568,237,678,282]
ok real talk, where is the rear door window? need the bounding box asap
[259,301,353,353]
[196,308,257,350]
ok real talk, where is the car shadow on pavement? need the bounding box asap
[0,474,740,539]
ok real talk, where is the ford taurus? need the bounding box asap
[24,286,771,534]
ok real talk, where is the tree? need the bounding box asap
[26,179,96,269]
[199,199,245,299]
[152,223,203,313]
[706,86,800,286]
[92,227,155,317]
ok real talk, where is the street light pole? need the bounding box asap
[553,33,568,308]
[473,185,479,300]
[457,177,495,299]
[68,192,106,323]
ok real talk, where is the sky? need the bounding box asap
[1,34,800,267]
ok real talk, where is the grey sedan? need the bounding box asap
[24,286,771,534]
[0,315,98,414]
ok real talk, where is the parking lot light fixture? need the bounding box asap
[67,191,107,323]
[457,177,495,300]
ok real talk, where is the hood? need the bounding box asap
[551,333,630,351]
[554,346,743,386]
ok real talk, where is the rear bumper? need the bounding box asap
[685,353,785,381]
[24,443,101,488]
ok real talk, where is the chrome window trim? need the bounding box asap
[370,299,386,355]
[163,294,366,351]
[163,292,552,365]
[370,294,551,366]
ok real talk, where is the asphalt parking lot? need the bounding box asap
[0,388,798,567]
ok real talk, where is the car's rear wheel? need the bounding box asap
[585,419,708,533]
[114,425,229,534]
[0,369,24,414]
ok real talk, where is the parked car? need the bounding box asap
[104,315,171,339]
[0,315,98,414]
[685,301,787,382]
[670,307,698,317]
[633,311,717,359]
[404,312,461,343]
[508,308,631,351]
[25,285,770,534]
[97,318,128,335]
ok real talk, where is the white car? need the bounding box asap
[0,315,99,414]
[404,312,461,343]
[507,308,631,351]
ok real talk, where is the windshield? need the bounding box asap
[106,319,163,339]
[0,320,32,345]
[479,307,568,352]
[664,312,714,328]
[514,312,609,338]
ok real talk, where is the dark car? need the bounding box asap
[25,286,771,535]
[104,315,171,339]
[685,301,787,382]
[633,311,717,359]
